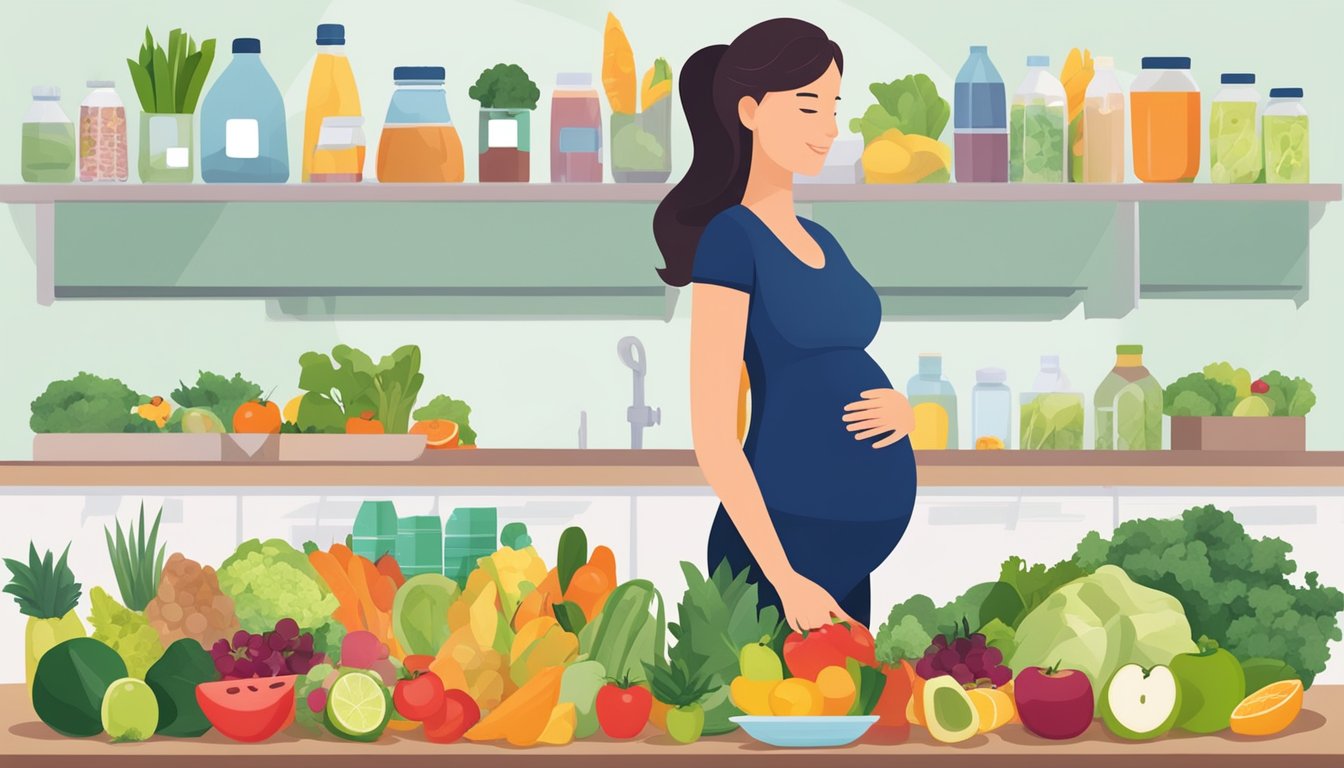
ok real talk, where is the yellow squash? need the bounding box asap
[602,13,637,114]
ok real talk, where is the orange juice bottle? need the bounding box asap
[302,24,361,182]
[1130,57,1200,182]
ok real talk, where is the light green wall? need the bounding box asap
[1,0,1340,456]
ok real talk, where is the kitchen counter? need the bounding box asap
[1,450,1343,488]
[0,683,1337,766]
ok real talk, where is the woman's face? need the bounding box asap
[739,61,841,177]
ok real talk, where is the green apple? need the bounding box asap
[1100,663,1181,740]
[1170,646,1245,733]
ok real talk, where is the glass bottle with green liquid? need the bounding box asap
[21,87,76,182]
[1094,345,1163,450]
[907,353,958,449]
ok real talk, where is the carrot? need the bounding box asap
[309,549,362,631]
[375,554,406,588]
[328,542,354,570]
[564,565,613,622]
[351,555,403,659]
[587,545,617,587]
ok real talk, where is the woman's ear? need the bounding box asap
[737,95,759,131]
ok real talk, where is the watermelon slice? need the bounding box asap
[196,675,298,742]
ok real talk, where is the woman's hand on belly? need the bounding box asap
[843,388,915,448]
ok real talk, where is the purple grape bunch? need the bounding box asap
[914,624,1012,688]
[209,617,325,679]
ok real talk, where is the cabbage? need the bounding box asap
[1006,565,1197,703]
[218,539,339,636]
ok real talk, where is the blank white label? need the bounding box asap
[165,147,189,168]
[225,119,260,159]
[487,118,519,149]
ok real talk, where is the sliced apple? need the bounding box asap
[1100,663,1181,740]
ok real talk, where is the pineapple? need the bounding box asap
[145,553,240,648]
[3,543,86,696]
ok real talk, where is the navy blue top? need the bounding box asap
[692,205,916,523]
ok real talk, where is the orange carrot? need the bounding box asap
[329,542,354,570]
[309,549,361,631]
[375,554,406,588]
[565,565,613,622]
[587,545,617,587]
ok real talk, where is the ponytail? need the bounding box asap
[653,19,843,287]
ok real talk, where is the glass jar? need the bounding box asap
[1010,56,1067,183]
[311,116,366,182]
[551,72,603,182]
[971,368,1011,449]
[1094,344,1164,451]
[478,108,531,182]
[1131,57,1200,183]
[907,354,959,450]
[611,97,671,182]
[1264,88,1308,183]
[139,112,194,183]
[1021,356,1084,450]
[1081,57,1125,183]
[78,80,128,182]
[376,66,464,183]
[21,87,76,183]
[1209,73,1262,184]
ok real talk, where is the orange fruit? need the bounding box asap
[1229,679,1303,736]
[411,420,461,449]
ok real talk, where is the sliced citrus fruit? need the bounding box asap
[410,419,461,449]
[1229,679,1303,736]
[327,670,390,740]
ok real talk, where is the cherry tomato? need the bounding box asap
[424,689,480,744]
[596,681,653,739]
[393,671,446,722]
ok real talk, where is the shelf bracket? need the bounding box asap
[1083,201,1139,319]
[35,203,54,306]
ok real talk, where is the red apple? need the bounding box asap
[1014,665,1095,740]
[782,621,877,680]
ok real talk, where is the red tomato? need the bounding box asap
[596,682,652,740]
[424,689,480,744]
[394,671,447,722]
[782,621,878,680]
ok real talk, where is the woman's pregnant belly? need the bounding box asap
[746,350,917,523]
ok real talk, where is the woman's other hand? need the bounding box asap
[776,570,850,632]
[843,388,915,448]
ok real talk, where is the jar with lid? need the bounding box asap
[971,368,1012,449]
[1210,73,1262,184]
[22,87,76,182]
[78,80,128,182]
[311,116,366,182]
[1264,88,1308,183]
[1094,344,1163,450]
[376,66,464,183]
[907,354,959,450]
[1010,55,1067,183]
[1131,57,1200,182]
[551,73,603,182]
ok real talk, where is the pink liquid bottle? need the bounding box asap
[550,73,603,182]
[953,46,1008,183]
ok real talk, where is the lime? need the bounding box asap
[325,670,391,742]
[101,677,158,742]
[1233,395,1273,417]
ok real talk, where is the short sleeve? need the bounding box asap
[690,212,755,293]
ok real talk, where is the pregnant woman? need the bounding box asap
[654,18,918,632]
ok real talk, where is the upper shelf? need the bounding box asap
[0,182,1339,204]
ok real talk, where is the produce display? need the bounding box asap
[1165,363,1316,418]
[604,13,674,182]
[851,74,953,184]
[29,344,479,449]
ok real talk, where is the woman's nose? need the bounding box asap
[824,117,839,138]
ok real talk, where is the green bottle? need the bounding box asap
[1094,345,1163,450]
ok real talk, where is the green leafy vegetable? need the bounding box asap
[977,618,1017,659]
[665,560,783,735]
[874,582,1000,664]
[1163,372,1238,417]
[104,503,166,612]
[169,371,262,430]
[88,586,165,679]
[1259,370,1316,417]
[217,538,340,637]
[31,373,145,433]
[846,657,887,716]
[298,345,425,434]
[413,394,478,445]
[579,579,664,684]
[1203,362,1252,401]
[997,556,1085,625]
[126,28,215,114]
[849,74,950,145]
[1019,393,1085,450]
[145,638,217,737]
[1073,504,1344,688]
[468,63,540,110]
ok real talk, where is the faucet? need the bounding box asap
[617,336,660,449]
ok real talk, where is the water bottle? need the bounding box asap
[954,45,1008,182]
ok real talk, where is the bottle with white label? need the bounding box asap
[200,38,289,182]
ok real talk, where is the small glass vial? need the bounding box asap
[972,367,1012,449]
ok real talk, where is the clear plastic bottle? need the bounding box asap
[1010,56,1067,183]
[1264,88,1308,183]
[1210,73,1262,184]
[954,46,1008,182]
[1131,57,1200,183]
[971,368,1011,449]
[78,81,128,182]
[907,354,958,450]
[21,87,76,183]
[200,39,289,183]
[302,24,361,183]
[1081,57,1126,183]
[376,66,464,183]
[1021,355,1085,451]
[1094,344,1163,451]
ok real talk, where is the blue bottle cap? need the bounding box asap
[1026,55,1050,67]
[969,45,988,53]
[394,66,446,82]
[1221,73,1255,85]
[1142,57,1191,69]
[316,23,346,45]
[1269,87,1303,98]
[232,38,261,54]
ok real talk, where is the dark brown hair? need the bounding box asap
[653,19,843,287]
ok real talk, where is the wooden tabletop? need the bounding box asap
[0,683,1338,766]
[1,450,1343,488]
